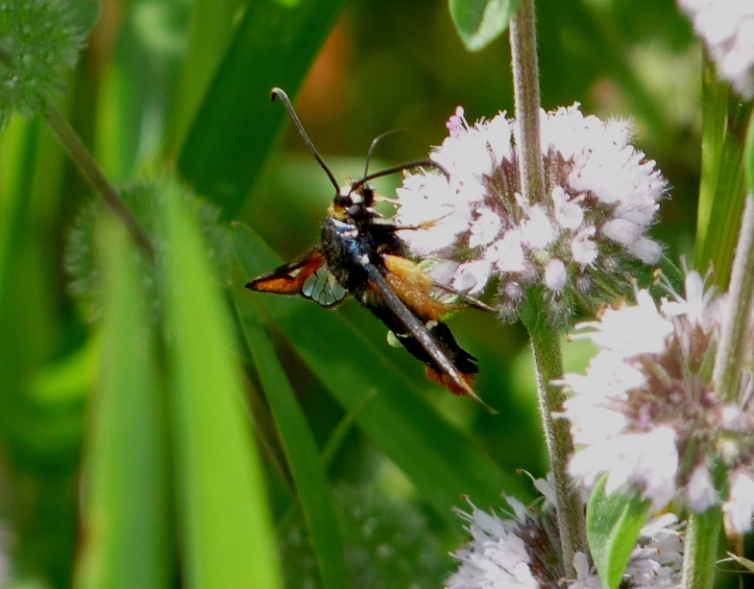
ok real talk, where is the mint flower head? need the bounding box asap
[562,270,754,537]
[0,0,87,124]
[448,477,683,589]
[395,105,667,326]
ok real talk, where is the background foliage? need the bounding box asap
[0,0,721,587]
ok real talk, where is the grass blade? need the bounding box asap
[75,218,172,589]
[233,291,349,589]
[177,0,347,216]
[160,183,283,589]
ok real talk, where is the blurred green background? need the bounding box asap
[0,0,712,587]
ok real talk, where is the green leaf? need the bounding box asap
[169,0,246,153]
[74,218,172,589]
[233,291,349,589]
[177,0,347,217]
[586,475,651,589]
[695,59,753,287]
[448,0,520,52]
[233,222,529,526]
[160,182,283,589]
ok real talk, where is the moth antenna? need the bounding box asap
[364,130,405,178]
[350,159,449,194]
[271,87,340,192]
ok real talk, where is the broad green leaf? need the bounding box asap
[695,59,752,287]
[234,222,529,526]
[233,291,349,589]
[586,475,651,589]
[177,0,347,216]
[169,0,246,153]
[448,0,520,52]
[160,182,283,589]
[74,218,171,589]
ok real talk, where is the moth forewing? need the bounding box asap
[364,264,497,413]
[245,249,347,308]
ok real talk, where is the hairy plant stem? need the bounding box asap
[41,102,155,259]
[713,193,754,402]
[511,0,588,576]
[681,507,721,589]
[527,323,588,577]
[510,0,545,207]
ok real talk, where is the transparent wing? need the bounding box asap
[301,264,348,308]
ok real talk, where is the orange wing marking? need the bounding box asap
[425,366,477,397]
[246,249,347,308]
[382,255,457,320]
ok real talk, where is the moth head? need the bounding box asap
[330,183,375,220]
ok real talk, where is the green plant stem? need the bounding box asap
[528,324,588,577]
[712,193,754,402]
[41,102,155,259]
[511,0,588,575]
[681,507,721,589]
[509,0,545,206]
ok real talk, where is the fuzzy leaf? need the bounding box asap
[587,475,651,589]
[448,0,520,51]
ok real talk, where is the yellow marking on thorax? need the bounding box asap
[328,204,347,221]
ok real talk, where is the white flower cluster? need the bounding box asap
[448,497,540,588]
[562,270,754,537]
[678,0,754,99]
[395,105,666,324]
[448,487,683,589]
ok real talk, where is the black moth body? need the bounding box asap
[246,88,495,412]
